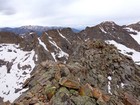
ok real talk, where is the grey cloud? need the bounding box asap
[22,0,75,18]
[0,0,140,27]
[0,0,16,15]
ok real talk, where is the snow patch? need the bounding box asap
[85,38,89,42]
[125,27,140,45]
[106,40,140,65]
[117,37,120,39]
[121,83,125,88]
[107,76,112,95]
[29,32,34,35]
[35,54,38,62]
[38,38,49,52]
[44,33,69,62]
[99,27,107,33]
[48,37,69,61]
[107,76,112,81]
[51,52,57,62]
[0,44,35,102]
[57,30,71,44]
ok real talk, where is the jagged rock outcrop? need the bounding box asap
[0,32,22,44]
[13,40,140,105]
[37,28,79,63]
[80,21,140,51]
[127,21,140,31]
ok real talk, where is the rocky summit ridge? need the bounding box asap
[0,21,140,105]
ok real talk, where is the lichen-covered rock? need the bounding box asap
[50,87,74,105]
[70,95,96,105]
[59,77,80,89]
[123,92,140,105]
[79,83,93,97]
[45,85,56,100]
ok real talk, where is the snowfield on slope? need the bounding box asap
[48,35,69,62]
[106,40,140,65]
[0,44,36,102]
[125,27,140,45]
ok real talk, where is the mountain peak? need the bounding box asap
[127,21,140,31]
[134,21,140,25]
[100,21,117,26]
[20,25,48,30]
[136,21,140,24]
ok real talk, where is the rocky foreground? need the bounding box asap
[4,40,139,105]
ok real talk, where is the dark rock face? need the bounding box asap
[80,21,140,51]
[43,28,77,53]
[13,40,140,105]
[127,22,140,31]
[0,32,22,44]
[37,28,79,62]
[0,60,6,67]
[0,32,38,51]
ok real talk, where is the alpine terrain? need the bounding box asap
[0,21,140,105]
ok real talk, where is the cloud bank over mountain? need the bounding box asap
[0,0,140,27]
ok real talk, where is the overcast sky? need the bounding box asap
[0,0,140,28]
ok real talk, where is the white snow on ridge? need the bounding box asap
[38,38,49,52]
[0,44,36,102]
[42,34,69,62]
[125,27,138,33]
[57,30,71,44]
[29,32,35,35]
[99,27,107,33]
[51,52,57,62]
[125,27,140,45]
[106,40,140,65]
[107,76,112,81]
[131,33,140,45]
[48,36,69,61]
[107,76,112,95]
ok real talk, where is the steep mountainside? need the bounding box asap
[80,21,140,52]
[126,21,140,31]
[0,21,140,104]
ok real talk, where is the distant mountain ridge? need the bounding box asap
[0,25,81,35]
[0,21,140,62]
